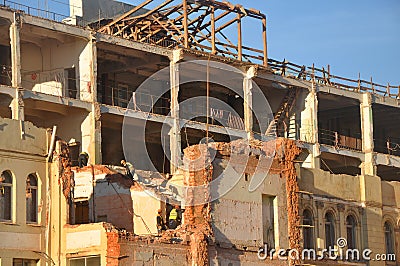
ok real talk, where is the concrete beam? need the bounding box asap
[0,85,15,97]
[375,153,400,169]
[22,90,92,111]
[21,14,91,39]
[319,144,365,161]
[372,94,400,108]
[96,33,172,58]
[0,7,14,21]
[100,104,173,125]
[180,119,247,139]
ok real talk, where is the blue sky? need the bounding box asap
[9,0,400,85]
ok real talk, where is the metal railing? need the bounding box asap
[268,58,400,99]
[1,0,69,22]
[98,84,171,116]
[181,105,245,131]
[374,138,400,157]
[319,128,362,151]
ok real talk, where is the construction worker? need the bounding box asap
[168,205,182,229]
[78,152,89,168]
[156,209,166,234]
[121,159,135,180]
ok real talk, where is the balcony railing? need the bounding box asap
[374,139,400,157]
[1,0,68,22]
[268,59,400,100]
[319,128,362,151]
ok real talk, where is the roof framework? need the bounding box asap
[98,0,268,66]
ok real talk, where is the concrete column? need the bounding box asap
[10,13,21,88]
[79,38,96,102]
[243,67,255,140]
[169,58,182,173]
[10,13,24,121]
[300,83,320,168]
[80,36,101,164]
[359,94,385,266]
[360,93,376,176]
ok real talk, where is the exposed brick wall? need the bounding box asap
[106,232,120,266]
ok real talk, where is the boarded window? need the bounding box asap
[26,174,38,223]
[0,170,12,221]
[75,200,90,224]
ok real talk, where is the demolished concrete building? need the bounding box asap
[0,0,399,265]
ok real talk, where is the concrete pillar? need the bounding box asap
[169,58,182,173]
[79,38,96,102]
[10,13,24,121]
[80,36,101,164]
[359,94,385,266]
[360,93,376,176]
[300,83,320,168]
[243,67,255,140]
[10,13,21,88]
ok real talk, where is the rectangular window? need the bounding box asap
[69,256,100,266]
[13,258,38,266]
[75,200,90,224]
[262,195,276,250]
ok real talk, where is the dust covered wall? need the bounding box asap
[73,169,133,230]
[26,108,90,155]
[118,241,189,266]
[131,189,160,235]
[211,157,289,250]
[21,33,93,101]
[299,168,361,201]
[0,117,48,264]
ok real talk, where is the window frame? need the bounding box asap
[346,215,357,250]
[0,170,13,222]
[324,211,336,249]
[26,173,38,224]
[302,209,314,249]
[384,221,395,255]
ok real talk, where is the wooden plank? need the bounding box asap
[237,13,242,61]
[183,0,189,48]
[99,0,153,33]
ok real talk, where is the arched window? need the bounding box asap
[346,215,357,249]
[384,221,395,255]
[26,174,38,223]
[325,212,335,249]
[303,209,314,249]
[0,170,12,221]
